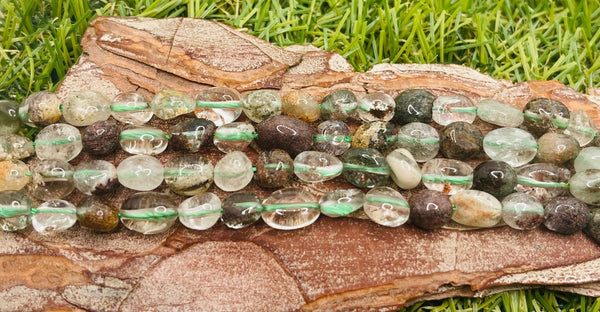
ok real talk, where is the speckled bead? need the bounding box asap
[163,155,214,196]
[282,90,320,122]
[150,89,195,120]
[0,190,32,231]
[516,163,571,204]
[0,134,34,161]
[62,90,112,126]
[254,149,294,188]
[110,92,153,125]
[439,122,483,160]
[213,122,256,153]
[363,186,409,227]
[28,159,74,200]
[501,193,544,231]
[319,188,365,218]
[261,188,320,230]
[536,132,580,164]
[351,121,397,152]
[543,196,591,235]
[585,209,600,244]
[221,192,262,229]
[432,94,477,126]
[472,160,517,198]
[341,148,390,188]
[393,89,434,125]
[22,91,62,127]
[34,123,82,162]
[77,196,120,232]
[320,89,357,120]
[81,119,120,156]
[357,92,395,122]
[314,120,352,156]
[396,122,440,162]
[194,87,243,126]
[169,118,216,153]
[450,190,502,228]
[256,115,314,157]
[522,98,570,136]
[178,192,222,230]
[73,160,119,195]
[0,160,30,192]
[120,192,178,235]
[242,90,282,123]
[408,189,453,230]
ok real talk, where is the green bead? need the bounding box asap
[393,89,434,125]
[320,89,357,120]
[476,98,523,127]
[342,148,390,188]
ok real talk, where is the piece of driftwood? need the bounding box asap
[2,16,600,312]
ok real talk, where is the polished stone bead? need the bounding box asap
[574,147,600,172]
[73,160,118,195]
[501,192,544,230]
[294,151,342,182]
[116,155,164,191]
[62,90,112,126]
[255,115,313,157]
[163,155,214,196]
[169,118,216,153]
[76,196,119,232]
[221,192,262,229]
[483,127,538,167]
[213,122,255,153]
[450,190,502,228]
[0,190,32,231]
[254,149,294,188]
[357,92,395,122]
[282,90,320,122]
[363,186,409,227]
[342,148,390,188]
[0,134,34,161]
[28,159,74,200]
[393,89,435,124]
[120,192,178,235]
[242,90,282,123]
[0,160,30,192]
[150,89,195,120]
[516,163,571,204]
[320,89,357,120]
[81,119,120,156]
[421,158,472,195]
[569,169,600,205]
[194,87,243,126]
[396,122,440,162]
[476,98,523,127]
[439,122,483,160]
[386,148,421,190]
[432,94,477,126]
[119,126,168,155]
[35,123,82,161]
[563,110,596,146]
[314,120,352,156]
[585,209,600,244]
[262,188,320,230]
[110,91,153,125]
[408,189,453,230]
[536,132,580,164]
[472,160,517,198]
[522,98,570,136]
[178,192,222,230]
[319,188,365,218]
[544,196,591,234]
[0,100,20,135]
[351,121,396,152]
[22,92,61,127]
[32,199,77,234]
[213,151,253,192]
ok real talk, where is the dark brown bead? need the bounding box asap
[169,118,216,152]
[544,196,591,234]
[81,119,120,156]
[523,98,570,136]
[584,209,600,244]
[408,189,453,230]
[255,115,314,157]
[439,121,483,160]
[254,149,294,188]
[77,196,119,232]
[472,160,517,198]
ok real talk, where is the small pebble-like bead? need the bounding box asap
[0,100,20,135]
[17,100,35,127]
[0,160,30,192]
[563,110,596,146]
[255,115,313,157]
[282,90,320,122]
[408,189,452,230]
[22,92,61,127]
[151,89,195,120]
[254,149,294,188]
[522,98,570,136]
[450,190,502,228]
[421,158,473,195]
[516,163,571,204]
[35,123,83,162]
[574,147,600,172]
[386,148,421,190]
[213,122,255,153]
[483,127,538,167]
[261,188,320,230]
[28,159,74,200]
[242,90,282,123]
[194,87,243,126]
[32,199,77,234]
[363,186,409,227]
[0,134,34,161]
[432,94,477,126]
[342,148,390,188]
[62,90,112,126]
[472,160,517,198]
[357,92,395,122]
[319,188,365,218]
[163,155,214,196]
[110,92,153,125]
[569,169,600,205]
[396,122,440,162]
[293,151,342,183]
[314,120,351,156]
[213,151,253,192]
[0,190,32,231]
[439,122,483,160]
[476,99,524,127]
[169,118,216,153]
[501,193,544,230]
[221,192,262,229]
[320,89,357,120]
[585,209,600,244]
[73,160,118,195]
[178,192,222,230]
[116,155,164,191]
[536,132,580,164]
[119,126,168,155]
[81,119,120,156]
[393,89,434,125]
[120,192,178,235]
[76,196,120,232]
[351,121,396,152]
[543,196,591,234]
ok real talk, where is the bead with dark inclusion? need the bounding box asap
[221,192,262,229]
[320,89,357,120]
[163,155,214,196]
[393,89,435,125]
[314,120,352,156]
[82,119,120,156]
[439,122,483,160]
[120,192,178,235]
[255,115,314,157]
[536,132,580,164]
[254,149,294,188]
[584,209,600,244]
[516,163,571,204]
[77,196,120,232]
[351,121,397,152]
[341,148,390,188]
[472,160,517,198]
[522,98,570,136]
[409,189,453,230]
[169,118,215,153]
[543,196,591,235]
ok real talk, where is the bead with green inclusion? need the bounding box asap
[221,192,262,229]
[213,122,255,153]
[395,122,439,163]
[314,120,352,156]
[501,193,544,230]
[194,87,243,126]
[431,94,476,126]
[483,127,538,167]
[73,160,118,195]
[569,169,600,205]
[515,163,571,204]
[357,92,395,122]
[421,158,473,195]
[151,89,195,120]
[522,98,570,136]
[62,90,112,126]
[32,199,77,234]
[320,89,357,120]
[476,99,524,127]
[34,123,82,162]
[110,92,153,125]
[563,110,596,147]
[294,151,342,183]
[77,196,119,233]
[119,126,169,155]
[363,186,409,227]
[178,192,221,230]
[261,188,320,230]
[164,155,214,196]
[341,148,390,188]
[393,89,434,125]
[242,90,282,123]
[120,192,178,235]
[0,190,32,231]
[319,188,365,218]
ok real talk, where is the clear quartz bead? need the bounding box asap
[62,91,112,126]
[0,159,30,192]
[242,90,282,123]
[28,159,74,200]
[0,134,34,161]
[476,99,524,127]
[213,151,253,192]
[363,186,409,227]
[120,192,178,234]
[563,110,596,146]
[117,155,164,191]
[73,160,118,195]
[501,192,544,230]
[119,126,168,155]
[0,100,21,135]
[178,192,222,230]
[432,94,477,126]
[213,122,255,153]
[516,163,571,204]
[110,92,153,125]
[194,87,243,126]
[570,169,600,205]
[31,199,77,234]
[574,147,600,172]
[450,190,502,228]
[261,188,320,230]
[164,155,214,196]
[483,127,537,167]
[421,158,473,195]
[319,188,365,218]
[396,122,439,162]
[294,151,343,182]
[357,92,395,122]
[34,123,82,161]
[314,120,352,156]
[151,89,195,120]
[0,190,32,231]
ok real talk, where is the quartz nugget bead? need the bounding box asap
[314,120,351,156]
[386,148,421,190]
[213,151,253,192]
[574,147,600,172]
[393,89,435,125]
[294,151,342,182]
[282,90,320,122]
[169,118,215,153]
[74,160,118,195]
[119,126,168,155]
[0,100,20,135]
[421,158,472,195]
[261,188,320,230]
[77,196,119,232]
[62,90,112,126]
[28,159,74,200]
[320,89,358,120]
[585,209,600,244]
[432,94,477,126]
[0,190,32,231]
[439,122,483,160]
[501,193,544,230]
[82,120,120,156]
[178,192,222,230]
[536,132,579,164]
[0,134,34,160]
[256,115,313,157]
[476,99,523,127]
[0,160,30,191]
[117,155,164,191]
[563,110,596,146]
[396,122,439,162]
[213,122,255,153]
[363,186,409,227]
[35,123,82,161]
[110,92,153,125]
[254,149,293,188]
[544,196,591,234]
[120,192,178,235]
[342,148,390,188]
[194,86,243,126]
[319,188,365,217]
[450,190,502,228]
[357,92,395,122]
[409,190,452,230]
[516,163,571,204]
[22,91,61,127]
[164,155,214,196]
[483,127,537,167]
[522,98,570,136]
[570,169,600,205]
[32,199,77,234]
[351,121,396,152]
[242,90,282,123]
[221,192,262,229]
[151,89,195,120]
[472,160,517,198]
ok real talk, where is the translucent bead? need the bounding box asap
[0,190,32,231]
[408,189,452,230]
[421,158,473,195]
[22,91,62,127]
[119,126,168,155]
[544,196,591,234]
[386,148,421,190]
[563,110,596,146]
[221,192,262,229]
[151,89,195,120]
[178,192,222,230]
[0,134,34,161]
[476,99,523,127]
[319,188,365,218]
[213,151,253,192]
[34,123,82,161]
[194,87,243,126]
[261,188,320,230]
[294,151,343,183]
[116,155,164,191]
[570,169,600,205]
[0,160,30,192]
[0,100,21,135]
[314,120,352,156]
[536,132,580,164]
[76,196,120,232]
[320,89,357,120]
[483,127,537,167]
[450,190,502,228]
[110,92,153,125]
[242,90,282,123]
[62,90,112,126]
[28,159,74,200]
[73,160,118,195]
[357,92,395,122]
[164,155,214,196]
[393,89,434,125]
[169,118,216,153]
[501,193,544,230]
[396,122,440,162]
[351,121,396,152]
[342,148,390,188]
[213,122,255,153]
[254,149,294,188]
[522,98,569,136]
[282,90,320,122]
[31,199,77,234]
[431,94,477,126]
[574,147,600,172]
[516,163,571,204]
[120,192,178,234]
[363,186,409,227]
